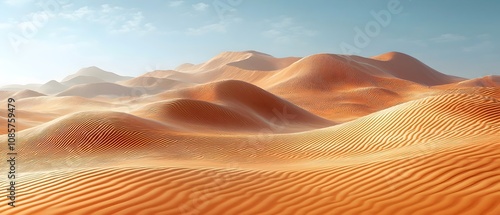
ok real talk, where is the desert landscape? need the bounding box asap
[0,50,499,214]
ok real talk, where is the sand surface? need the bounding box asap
[0,51,499,214]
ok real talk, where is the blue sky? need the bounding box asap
[0,0,498,86]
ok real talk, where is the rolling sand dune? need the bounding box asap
[1,138,498,215]
[367,52,466,86]
[62,66,132,83]
[56,82,140,98]
[10,89,46,99]
[17,111,181,156]
[14,96,118,117]
[120,76,195,93]
[132,99,271,132]
[141,80,333,128]
[37,80,69,95]
[453,75,500,88]
[61,75,107,86]
[177,51,298,73]
[0,50,499,215]
[0,83,41,91]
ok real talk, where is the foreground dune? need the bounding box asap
[0,51,498,214]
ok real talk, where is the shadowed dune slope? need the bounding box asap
[132,99,270,132]
[143,80,334,127]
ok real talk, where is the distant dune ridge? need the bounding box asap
[0,50,499,215]
[62,66,132,83]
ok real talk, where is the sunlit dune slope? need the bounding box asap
[16,111,181,156]
[368,51,466,85]
[0,137,498,215]
[6,92,498,164]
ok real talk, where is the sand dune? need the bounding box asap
[62,66,131,83]
[120,76,194,93]
[0,83,41,91]
[1,138,497,215]
[0,50,498,215]
[132,99,270,132]
[367,52,466,86]
[56,82,140,98]
[141,80,333,128]
[453,75,500,87]
[37,80,69,95]
[10,89,46,99]
[16,111,181,156]
[176,51,297,72]
[61,75,107,86]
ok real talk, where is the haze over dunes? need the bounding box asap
[0,51,499,214]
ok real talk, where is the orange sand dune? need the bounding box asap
[0,50,499,215]
[0,109,59,134]
[176,51,299,73]
[367,52,466,85]
[132,99,271,133]
[15,111,182,156]
[453,75,500,88]
[0,137,498,215]
[139,80,333,127]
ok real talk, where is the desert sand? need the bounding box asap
[0,51,499,215]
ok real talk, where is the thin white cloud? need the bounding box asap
[168,0,184,7]
[430,33,466,43]
[60,6,94,20]
[192,2,209,11]
[187,22,226,35]
[262,16,318,43]
[58,4,156,34]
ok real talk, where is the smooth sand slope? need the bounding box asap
[0,50,498,215]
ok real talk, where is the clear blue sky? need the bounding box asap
[0,0,498,86]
